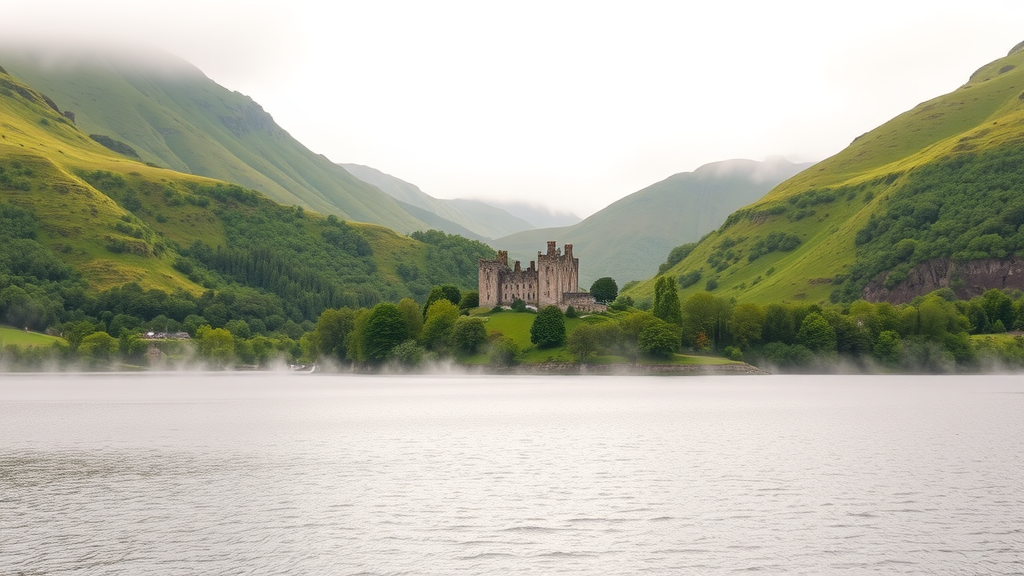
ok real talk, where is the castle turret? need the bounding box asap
[480,240,594,310]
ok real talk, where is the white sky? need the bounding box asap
[5,0,1024,217]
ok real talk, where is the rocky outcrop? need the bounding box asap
[864,257,1024,303]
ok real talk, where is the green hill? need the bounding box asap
[492,158,810,287]
[0,64,492,332]
[626,42,1024,306]
[340,163,536,239]
[0,46,432,233]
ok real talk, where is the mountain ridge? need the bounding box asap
[624,42,1024,305]
[339,163,536,239]
[492,158,812,287]
[0,45,433,233]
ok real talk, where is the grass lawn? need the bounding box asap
[463,309,737,366]
[0,325,65,347]
[587,352,738,366]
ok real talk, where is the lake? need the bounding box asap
[1,372,1022,575]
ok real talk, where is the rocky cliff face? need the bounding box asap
[864,257,1024,303]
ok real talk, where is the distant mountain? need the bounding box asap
[626,41,1024,305]
[339,163,536,239]
[492,158,811,287]
[478,200,581,229]
[0,45,430,233]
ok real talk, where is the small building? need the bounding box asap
[478,241,606,313]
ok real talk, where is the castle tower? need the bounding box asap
[479,241,587,310]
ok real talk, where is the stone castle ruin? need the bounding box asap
[478,241,606,312]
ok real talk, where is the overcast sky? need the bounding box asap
[5,1,1024,216]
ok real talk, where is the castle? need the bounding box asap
[478,241,606,312]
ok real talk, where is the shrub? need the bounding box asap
[723,346,743,361]
[530,305,566,348]
[489,336,521,366]
[638,319,680,358]
[450,317,487,354]
[589,277,618,303]
[678,270,702,288]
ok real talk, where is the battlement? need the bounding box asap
[479,241,599,311]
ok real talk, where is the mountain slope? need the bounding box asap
[0,46,430,233]
[492,158,811,287]
[0,64,492,326]
[340,163,535,239]
[625,42,1024,305]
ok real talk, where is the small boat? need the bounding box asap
[288,363,316,373]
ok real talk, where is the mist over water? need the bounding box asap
[2,373,1022,575]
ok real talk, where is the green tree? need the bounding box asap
[874,329,902,365]
[450,317,488,354]
[638,318,681,358]
[530,305,566,348]
[489,336,521,366]
[982,289,1015,330]
[567,323,601,363]
[728,303,765,350]
[312,307,357,362]
[361,303,409,362]
[420,300,461,351]
[78,331,118,364]
[224,319,251,339]
[459,291,479,310]
[440,284,462,308]
[589,277,618,304]
[762,303,796,344]
[389,340,425,369]
[119,331,149,364]
[422,287,446,318]
[346,308,371,362]
[61,320,95,351]
[617,311,658,363]
[682,292,729,350]
[796,312,837,353]
[653,276,682,325]
[397,298,424,339]
[196,325,235,367]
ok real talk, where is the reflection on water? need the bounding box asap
[2,373,1023,575]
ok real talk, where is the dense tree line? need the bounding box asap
[618,276,1024,371]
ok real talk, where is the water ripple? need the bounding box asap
[1,373,1023,575]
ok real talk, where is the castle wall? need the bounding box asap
[500,261,538,306]
[479,242,583,309]
[561,292,607,313]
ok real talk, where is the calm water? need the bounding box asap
[1,372,1022,575]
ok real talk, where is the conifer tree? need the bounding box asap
[653,276,682,326]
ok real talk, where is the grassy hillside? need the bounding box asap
[625,43,1024,306]
[0,65,493,333]
[0,326,64,347]
[493,159,810,287]
[0,46,431,233]
[340,163,536,239]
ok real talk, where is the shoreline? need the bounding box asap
[488,361,770,375]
